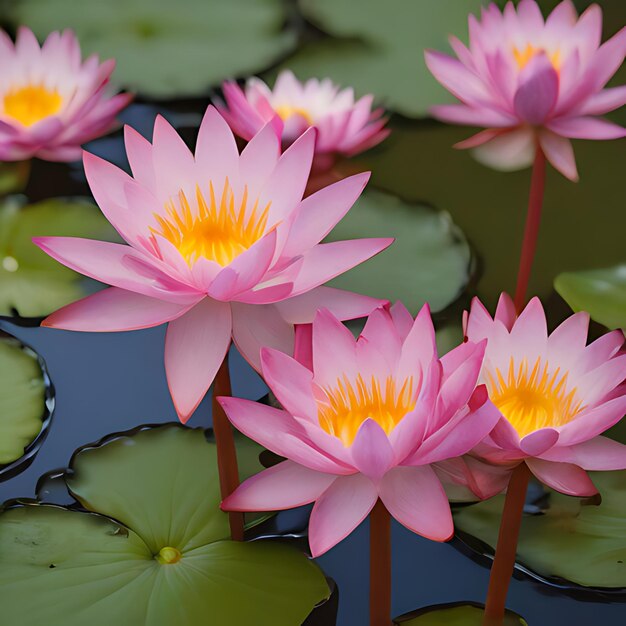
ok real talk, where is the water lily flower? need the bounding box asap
[465,293,626,496]
[218,70,389,163]
[33,106,392,422]
[0,27,131,162]
[425,0,626,181]
[219,304,501,556]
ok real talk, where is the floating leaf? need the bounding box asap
[555,266,626,331]
[0,425,329,626]
[454,471,626,589]
[325,189,472,313]
[0,197,117,317]
[13,0,297,98]
[278,0,483,117]
[0,336,47,467]
[394,602,527,625]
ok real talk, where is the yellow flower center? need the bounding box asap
[513,44,560,70]
[275,105,313,125]
[318,374,416,446]
[3,84,63,126]
[156,546,182,564]
[485,356,584,438]
[152,180,270,267]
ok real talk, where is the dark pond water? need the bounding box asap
[1,102,625,626]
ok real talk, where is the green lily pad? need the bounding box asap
[0,336,47,467]
[356,122,626,310]
[454,471,626,589]
[0,425,330,626]
[0,197,117,318]
[394,602,527,625]
[555,266,626,331]
[278,0,483,117]
[324,189,472,314]
[13,0,297,99]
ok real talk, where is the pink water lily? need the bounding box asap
[425,0,626,181]
[465,293,626,496]
[220,304,500,556]
[0,27,130,162]
[34,106,392,422]
[218,70,389,162]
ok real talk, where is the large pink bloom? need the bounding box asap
[34,107,392,422]
[465,293,626,497]
[425,0,626,181]
[220,304,501,556]
[0,27,130,162]
[218,70,389,160]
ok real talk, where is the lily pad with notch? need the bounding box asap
[12,0,298,99]
[454,470,626,590]
[393,601,527,625]
[0,196,117,318]
[0,424,330,626]
[0,332,51,478]
[324,189,472,314]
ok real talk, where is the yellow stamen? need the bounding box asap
[151,179,270,267]
[513,44,560,70]
[3,84,63,126]
[275,105,313,125]
[486,356,584,438]
[318,374,416,446]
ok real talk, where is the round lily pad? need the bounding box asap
[278,0,483,117]
[0,196,117,318]
[454,471,626,589]
[394,602,527,625]
[0,425,330,626]
[0,335,48,471]
[13,0,297,99]
[325,189,472,313]
[555,266,626,331]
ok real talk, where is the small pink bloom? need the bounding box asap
[220,304,501,556]
[466,293,626,496]
[0,27,131,162]
[218,70,389,162]
[425,0,626,180]
[34,107,392,422]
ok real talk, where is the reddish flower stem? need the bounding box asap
[212,353,244,541]
[482,463,531,626]
[370,499,392,626]
[513,146,547,313]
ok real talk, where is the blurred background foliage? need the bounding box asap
[0,0,624,324]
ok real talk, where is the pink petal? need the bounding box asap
[208,229,277,301]
[547,311,589,364]
[494,293,516,329]
[294,324,313,371]
[513,53,559,125]
[379,466,453,541]
[218,397,348,474]
[275,286,385,324]
[124,125,155,189]
[471,127,536,172]
[349,419,395,480]
[547,116,626,140]
[359,306,402,371]
[260,347,317,419]
[32,236,199,304]
[579,86,626,116]
[231,303,295,372]
[165,298,232,422]
[238,121,281,196]
[539,436,626,471]
[434,456,512,501]
[389,301,414,340]
[584,330,624,370]
[42,287,191,332]
[525,458,597,496]
[396,303,437,382]
[281,172,371,259]
[558,394,626,446]
[195,105,239,187]
[430,104,516,128]
[221,461,337,511]
[290,238,394,296]
[519,427,560,456]
[308,473,378,557]
[539,130,578,181]
[466,296,496,340]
